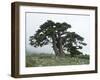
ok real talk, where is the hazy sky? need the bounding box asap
[25,12,90,54]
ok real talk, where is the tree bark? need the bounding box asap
[52,33,65,57]
[57,32,65,57]
[52,34,59,56]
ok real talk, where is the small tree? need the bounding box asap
[29,20,87,57]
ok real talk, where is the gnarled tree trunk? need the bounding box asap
[52,32,65,57]
[57,32,65,57]
[52,34,59,56]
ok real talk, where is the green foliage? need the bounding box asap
[29,20,87,57]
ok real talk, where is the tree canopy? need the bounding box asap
[29,20,87,57]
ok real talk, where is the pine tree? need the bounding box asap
[29,20,87,57]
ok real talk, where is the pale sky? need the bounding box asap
[25,12,90,54]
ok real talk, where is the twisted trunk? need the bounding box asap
[57,32,65,57]
[52,32,65,57]
[52,34,59,56]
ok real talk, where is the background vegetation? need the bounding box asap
[26,53,89,67]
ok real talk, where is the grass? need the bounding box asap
[26,53,90,67]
